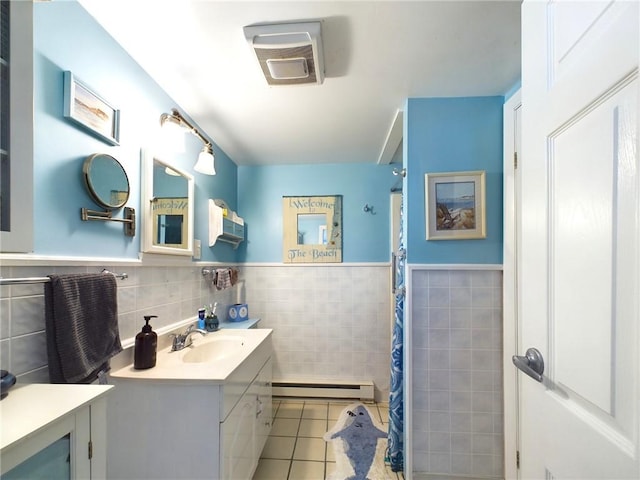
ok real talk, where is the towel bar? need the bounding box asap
[0,269,128,285]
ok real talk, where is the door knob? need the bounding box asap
[512,347,544,383]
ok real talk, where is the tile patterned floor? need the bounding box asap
[253,398,405,480]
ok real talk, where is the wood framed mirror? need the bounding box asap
[282,195,342,263]
[141,149,194,256]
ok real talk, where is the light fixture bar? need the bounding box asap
[161,108,212,150]
[160,108,216,175]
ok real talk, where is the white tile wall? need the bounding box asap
[0,264,236,382]
[412,269,504,479]
[241,265,392,401]
[1,262,503,476]
[0,263,392,402]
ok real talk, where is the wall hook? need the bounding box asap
[392,167,406,178]
[363,204,376,215]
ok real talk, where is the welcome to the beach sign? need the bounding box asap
[282,195,343,264]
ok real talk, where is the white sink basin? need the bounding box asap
[182,335,247,363]
[110,328,273,382]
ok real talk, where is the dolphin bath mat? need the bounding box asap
[323,403,392,480]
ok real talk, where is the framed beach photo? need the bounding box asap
[425,170,486,240]
[63,71,120,145]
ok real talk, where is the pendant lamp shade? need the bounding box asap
[194,144,216,175]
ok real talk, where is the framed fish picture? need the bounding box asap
[425,170,486,240]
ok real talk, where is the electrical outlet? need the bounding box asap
[193,239,201,259]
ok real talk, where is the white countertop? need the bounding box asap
[110,328,272,383]
[218,318,260,329]
[0,384,113,452]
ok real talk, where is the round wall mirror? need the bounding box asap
[83,153,130,209]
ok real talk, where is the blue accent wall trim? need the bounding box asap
[237,163,397,263]
[405,97,503,265]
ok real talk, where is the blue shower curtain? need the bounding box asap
[388,200,404,472]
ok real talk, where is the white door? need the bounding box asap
[519,1,639,478]
[503,90,522,480]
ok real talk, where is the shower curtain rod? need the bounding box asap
[0,269,128,285]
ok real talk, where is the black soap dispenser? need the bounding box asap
[134,315,158,369]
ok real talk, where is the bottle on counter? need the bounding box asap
[198,308,206,330]
[134,315,158,370]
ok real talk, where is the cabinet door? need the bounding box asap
[3,434,72,479]
[255,357,273,460]
[221,393,256,480]
[220,358,273,480]
[2,406,91,479]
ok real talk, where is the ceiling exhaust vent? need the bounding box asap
[243,21,324,86]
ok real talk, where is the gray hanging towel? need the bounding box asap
[216,268,232,290]
[44,273,123,384]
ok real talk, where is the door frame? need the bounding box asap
[503,88,521,480]
[390,191,402,336]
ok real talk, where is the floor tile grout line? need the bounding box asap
[286,400,305,480]
[323,402,329,479]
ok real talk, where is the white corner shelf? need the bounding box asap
[208,199,244,249]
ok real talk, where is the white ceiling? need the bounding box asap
[79,1,521,166]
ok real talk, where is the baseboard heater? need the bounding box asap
[272,380,375,402]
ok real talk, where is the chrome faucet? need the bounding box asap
[170,324,207,351]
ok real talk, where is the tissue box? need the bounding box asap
[228,303,249,322]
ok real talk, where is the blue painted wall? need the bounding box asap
[405,97,503,264]
[237,163,397,263]
[33,1,237,262]
[32,3,504,266]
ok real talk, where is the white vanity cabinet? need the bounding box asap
[107,329,273,480]
[0,384,113,480]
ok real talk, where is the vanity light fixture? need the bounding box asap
[159,109,216,175]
